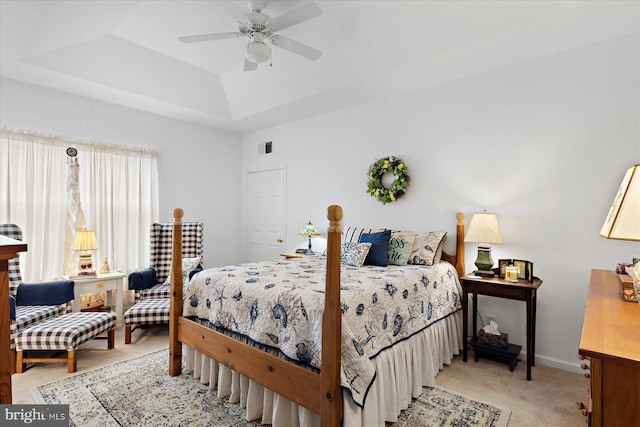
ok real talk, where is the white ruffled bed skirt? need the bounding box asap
[184,310,462,427]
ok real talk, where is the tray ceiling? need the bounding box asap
[1,1,638,132]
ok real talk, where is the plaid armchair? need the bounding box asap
[128,222,203,302]
[0,224,74,353]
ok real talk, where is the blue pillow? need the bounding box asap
[359,230,391,267]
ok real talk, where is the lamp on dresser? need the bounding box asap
[464,212,503,277]
[600,164,640,241]
[599,164,640,302]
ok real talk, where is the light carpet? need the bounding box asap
[33,349,510,427]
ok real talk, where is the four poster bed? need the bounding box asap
[168,206,465,427]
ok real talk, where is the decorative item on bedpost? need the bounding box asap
[72,229,98,276]
[299,220,321,254]
[599,164,640,303]
[464,212,503,277]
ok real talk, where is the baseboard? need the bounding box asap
[518,352,583,375]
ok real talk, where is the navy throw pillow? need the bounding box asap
[360,229,391,267]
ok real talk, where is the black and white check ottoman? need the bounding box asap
[124,298,170,344]
[15,311,116,373]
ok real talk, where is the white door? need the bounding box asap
[247,168,286,262]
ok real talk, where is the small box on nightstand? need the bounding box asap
[618,273,637,302]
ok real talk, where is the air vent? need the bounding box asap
[259,141,273,155]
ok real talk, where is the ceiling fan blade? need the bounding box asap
[179,32,241,44]
[244,58,258,71]
[270,35,322,61]
[268,2,322,31]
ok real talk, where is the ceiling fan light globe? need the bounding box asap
[247,41,270,64]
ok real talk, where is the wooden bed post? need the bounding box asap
[169,208,183,376]
[321,205,343,427]
[455,212,465,277]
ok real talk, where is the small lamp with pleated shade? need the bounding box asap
[464,212,504,277]
[73,229,98,276]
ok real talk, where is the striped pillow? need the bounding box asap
[342,227,384,245]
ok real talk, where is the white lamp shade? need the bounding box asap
[72,229,98,251]
[600,164,640,241]
[464,213,504,245]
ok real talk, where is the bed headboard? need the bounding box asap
[342,212,466,276]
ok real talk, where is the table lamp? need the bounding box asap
[600,164,640,241]
[73,229,98,275]
[298,220,321,255]
[464,212,503,277]
[599,164,640,303]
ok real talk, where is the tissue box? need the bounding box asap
[618,273,637,302]
[478,329,509,348]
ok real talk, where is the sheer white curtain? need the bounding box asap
[80,144,159,286]
[0,128,159,286]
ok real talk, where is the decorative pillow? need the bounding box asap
[359,229,392,267]
[342,227,384,245]
[387,231,416,265]
[162,256,202,285]
[340,242,372,267]
[408,232,447,266]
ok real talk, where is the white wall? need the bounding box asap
[0,77,244,268]
[241,33,640,372]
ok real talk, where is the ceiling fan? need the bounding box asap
[179,0,323,71]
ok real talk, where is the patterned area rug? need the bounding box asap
[34,349,510,427]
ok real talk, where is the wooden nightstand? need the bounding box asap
[69,271,125,327]
[460,273,543,380]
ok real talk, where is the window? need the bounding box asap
[1,128,159,282]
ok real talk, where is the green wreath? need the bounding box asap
[366,156,410,204]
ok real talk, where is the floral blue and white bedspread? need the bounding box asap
[183,257,462,408]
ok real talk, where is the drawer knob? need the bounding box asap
[580,363,589,370]
[584,373,590,379]
[577,354,586,360]
[576,401,589,417]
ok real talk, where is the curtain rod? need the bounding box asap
[1,126,157,156]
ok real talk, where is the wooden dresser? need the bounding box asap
[1,235,28,404]
[578,269,640,426]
